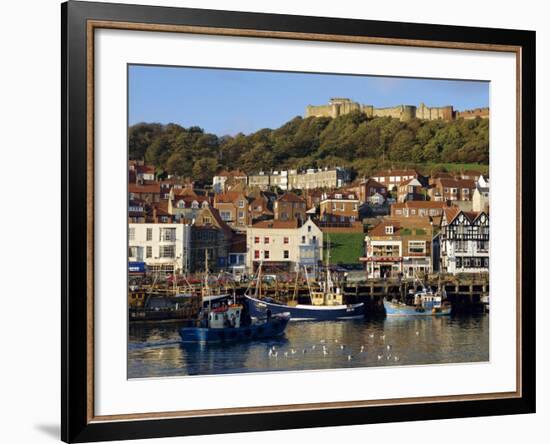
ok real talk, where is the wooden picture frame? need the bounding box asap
[62,1,536,442]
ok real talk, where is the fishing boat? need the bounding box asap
[179,303,290,344]
[179,251,290,344]
[383,275,451,317]
[245,242,365,321]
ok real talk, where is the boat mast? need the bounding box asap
[325,233,332,302]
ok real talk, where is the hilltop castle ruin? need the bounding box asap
[305,98,489,122]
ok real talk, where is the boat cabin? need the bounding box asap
[310,290,343,306]
[208,304,243,329]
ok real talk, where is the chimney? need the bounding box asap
[152,206,158,223]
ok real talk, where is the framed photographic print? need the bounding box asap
[61,0,536,442]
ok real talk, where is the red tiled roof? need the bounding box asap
[392,201,448,209]
[277,192,305,203]
[437,178,476,188]
[443,207,461,223]
[251,220,300,229]
[215,191,246,203]
[369,220,401,237]
[374,169,419,178]
[129,183,161,194]
[362,178,386,188]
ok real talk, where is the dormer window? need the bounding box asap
[385,226,394,235]
[335,193,342,199]
[202,201,209,208]
[177,200,185,209]
[191,201,199,209]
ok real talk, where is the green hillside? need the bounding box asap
[130,111,489,183]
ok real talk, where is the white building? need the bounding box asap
[246,218,323,272]
[439,208,489,274]
[472,177,490,212]
[128,223,192,274]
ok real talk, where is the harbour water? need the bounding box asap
[128,314,489,378]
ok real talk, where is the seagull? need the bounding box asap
[268,349,272,357]
[394,356,400,362]
[312,345,316,350]
[380,334,386,341]
[386,344,392,351]
[284,351,289,358]
[347,355,352,361]
[369,333,375,339]
[291,349,296,355]
[323,350,329,356]
[415,331,420,336]
[340,344,345,350]
[360,345,365,353]
[377,354,383,360]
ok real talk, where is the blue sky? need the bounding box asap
[129,65,489,136]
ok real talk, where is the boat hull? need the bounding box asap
[383,299,451,317]
[179,314,290,344]
[245,295,365,321]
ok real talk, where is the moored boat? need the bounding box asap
[384,281,451,317]
[245,248,365,321]
[179,304,290,344]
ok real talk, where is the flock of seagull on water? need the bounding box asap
[266,330,420,364]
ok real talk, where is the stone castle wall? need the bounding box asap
[455,107,490,120]
[305,98,486,122]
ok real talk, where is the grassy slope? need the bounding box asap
[323,233,365,265]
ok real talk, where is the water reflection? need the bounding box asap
[128,315,489,378]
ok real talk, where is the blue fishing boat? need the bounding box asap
[179,304,290,344]
[179,251,290,344]
[246,294,364,321]
[245,257,365,321]
[383,281,451,317]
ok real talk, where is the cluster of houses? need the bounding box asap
[128,160,490,280]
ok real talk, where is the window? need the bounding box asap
[146,228,152,241]
[160,227,176,241]
[191,201,199,209]
[146,246,152,258]
[203,216,212,224]
[254,236,260,244]
[385,226,394,235]
[177,200,185,209]
[264,237,269,244]
[220,211,232,221]
[456,257,462,268]
[254,250,260,259]
[128,246,137,258]
[301,236,306,243]
[283,237,289,244]
[395,209,402,215]
[408,241,426,254]
[308,225,312,232]
[312,236,317,244]
[264,250,270,259]
[159,245,175,258]
[239,200,245,208]
[284,250,289,259]
[129,227,135,241]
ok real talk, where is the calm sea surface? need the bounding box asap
[128,315,489,378]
